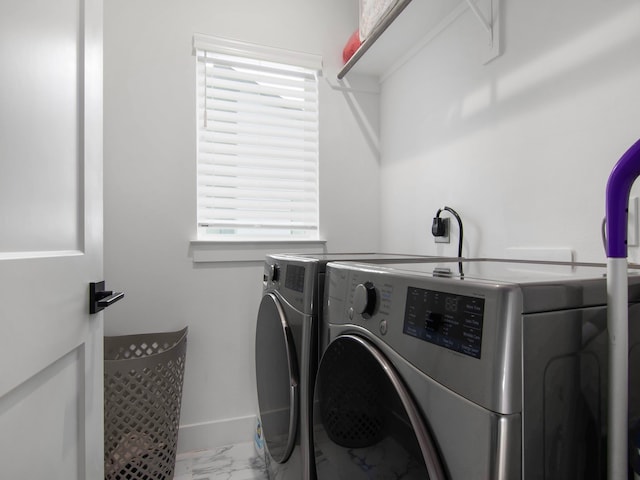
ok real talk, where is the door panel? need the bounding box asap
[0,348,83,479]
[313,335,445,480]
[0,0,104,476]
[0,0,82,253]
[255,293,299,464]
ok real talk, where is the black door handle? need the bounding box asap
[90,281,125,314]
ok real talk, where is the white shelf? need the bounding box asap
[338,0,500,81]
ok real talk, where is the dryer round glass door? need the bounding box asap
[313,334,445,480]
[255,293,299,463]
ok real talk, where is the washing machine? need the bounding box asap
[255,253,461,480]
[313,259,640,479]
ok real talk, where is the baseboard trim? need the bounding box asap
[176,414,257,453]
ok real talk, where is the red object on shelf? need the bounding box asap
[342,30,362,64]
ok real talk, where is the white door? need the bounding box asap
[0,0,105,478]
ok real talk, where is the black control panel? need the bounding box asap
[285,264,306,293]
[403,287,485,359]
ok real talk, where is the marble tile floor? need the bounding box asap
[174,441,268,480]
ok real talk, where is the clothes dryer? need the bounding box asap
[314,259,640,479]
[255,253,459,480]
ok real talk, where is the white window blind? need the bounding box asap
[194,34,322,241]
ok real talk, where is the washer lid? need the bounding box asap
[313,335,446,479]
[255,293,299,464]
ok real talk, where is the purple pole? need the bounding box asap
[605,138,640,479]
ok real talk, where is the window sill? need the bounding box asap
[189,239,327,263]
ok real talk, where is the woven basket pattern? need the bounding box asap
[104,328,187,480]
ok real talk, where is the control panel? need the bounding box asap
[263,257,319,315]
[347,277,485,359]
[403,287,485,359]
[263,262,306,294]
[285,264,306,293]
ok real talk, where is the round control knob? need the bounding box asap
[354,282,377,319]
[269,264,280,282]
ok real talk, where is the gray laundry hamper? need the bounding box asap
[104,327,188,480]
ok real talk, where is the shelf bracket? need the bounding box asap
[465,0,491,33]
[325,77,380,95]
[465,0,501,64]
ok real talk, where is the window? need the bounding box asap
[194,34,321,241]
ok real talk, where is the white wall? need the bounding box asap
[104,0,640,454]
[103,0,380,451]
[379,0,640,263]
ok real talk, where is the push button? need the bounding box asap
[379,320,388,335]
[425,312,443,332]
